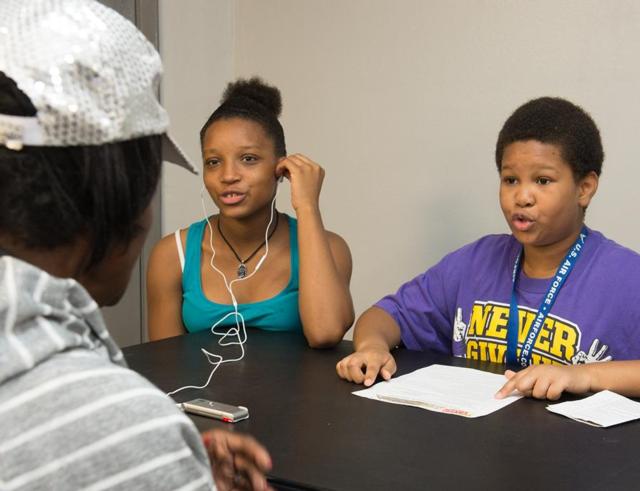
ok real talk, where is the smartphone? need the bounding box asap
[179,398,249,423]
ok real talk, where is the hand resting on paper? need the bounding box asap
[495,360,640,401]
[495,365,592,401]
[336,307,402,386]
[336,347,398,387]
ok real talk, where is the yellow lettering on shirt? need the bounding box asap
[485,305,509,339]
[467,303,492,337]
[464,301,580,365]
[548,320,579,360]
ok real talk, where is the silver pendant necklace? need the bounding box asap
[217,213,279,278]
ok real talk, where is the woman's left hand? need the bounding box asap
[275,154,324,213]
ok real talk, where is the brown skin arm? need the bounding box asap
[146,231,187,341]
[277,154,355,348]
[336,307,401,386]
[297,211,355,348]
[496,360,640,400]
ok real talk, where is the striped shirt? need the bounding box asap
[0,256,214,490]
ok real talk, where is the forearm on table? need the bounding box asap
[585,360,640,397]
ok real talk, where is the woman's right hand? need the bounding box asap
[336,348,397,386]
[275,153,324,214]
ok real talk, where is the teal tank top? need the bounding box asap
[181,215,302,332]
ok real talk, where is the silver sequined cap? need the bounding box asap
[0,0,197,173]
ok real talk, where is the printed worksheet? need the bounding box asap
[546,390,640,427]
[353,364,522,418]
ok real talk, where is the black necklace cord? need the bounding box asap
[217,211,280,267]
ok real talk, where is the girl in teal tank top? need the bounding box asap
[182,215,301,332]
[147,78,354,346]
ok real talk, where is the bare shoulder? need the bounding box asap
[148,229,187,280]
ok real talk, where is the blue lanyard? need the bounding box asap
[506,227,588,367]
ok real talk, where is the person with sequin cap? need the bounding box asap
[0,1,272,489]
[147,78,355,347]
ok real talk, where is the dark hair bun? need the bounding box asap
[221,77,282,118]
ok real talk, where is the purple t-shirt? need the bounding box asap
[376,228,640,365]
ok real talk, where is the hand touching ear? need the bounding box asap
[275,154,324,213]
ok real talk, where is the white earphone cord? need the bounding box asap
[167,184,280,396]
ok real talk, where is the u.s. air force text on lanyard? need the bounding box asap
[506,227,588,367]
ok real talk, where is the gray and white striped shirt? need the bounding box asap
[0,256,214,490]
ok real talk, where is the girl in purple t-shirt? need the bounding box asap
[337,97,640,401]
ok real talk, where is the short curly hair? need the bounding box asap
[495,97,604,179]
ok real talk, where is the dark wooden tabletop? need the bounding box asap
[123,329,640,491]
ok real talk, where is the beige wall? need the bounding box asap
[161,1,640,334]
[159,0,234,234]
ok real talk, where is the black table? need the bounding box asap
[123,330,640,491]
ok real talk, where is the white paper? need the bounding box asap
[353,364,522,418]
[546,390,640,427]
